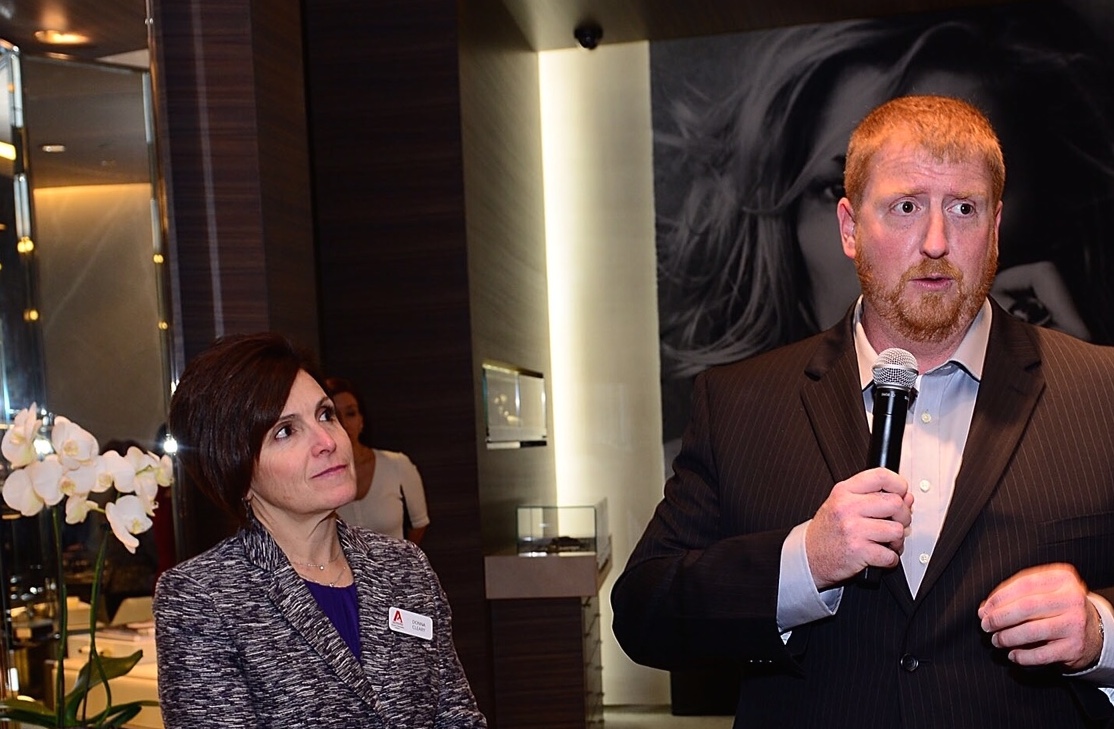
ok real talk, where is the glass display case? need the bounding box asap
[482,362,547,449]
[517,498,610,567]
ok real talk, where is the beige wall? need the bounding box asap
[540,42,670,706]
[35,183,168,447]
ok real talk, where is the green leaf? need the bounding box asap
[2,695,157,728]
[63,649,145,720]
[0,696,59,726]
[70,649,144,692]
[101,701,147,727]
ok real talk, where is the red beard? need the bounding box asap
[856,247,997,343]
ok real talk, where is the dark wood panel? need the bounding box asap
[249,0,318,347]
[150,0,317,558]
[303,0,492,716]
[152,0,268,558]
[491,597,599,728]
[152,0,268,359]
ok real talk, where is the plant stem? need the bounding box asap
[50,507,66,729]
[84,527,113,725]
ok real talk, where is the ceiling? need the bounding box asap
[0,0,1031,57]
[0,0,149,188]
[0,0,148,61]
[497,0,1015,51]
[0,0,1084,188]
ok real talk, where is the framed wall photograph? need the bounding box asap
[482,362,547,448]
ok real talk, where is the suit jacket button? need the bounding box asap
[900,654,919,672]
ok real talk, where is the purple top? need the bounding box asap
[305,581,361,660]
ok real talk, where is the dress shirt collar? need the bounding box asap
[852,296,992,390]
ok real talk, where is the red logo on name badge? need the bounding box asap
[392,609,404,625]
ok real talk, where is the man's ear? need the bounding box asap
[993,199,1003,259]
[837,198,857,260]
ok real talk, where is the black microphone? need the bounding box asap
[858,347,919,587]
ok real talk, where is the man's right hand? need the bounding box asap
[805,467,913,590]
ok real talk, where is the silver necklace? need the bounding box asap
[299,560,348,588]
[292,548,342,572]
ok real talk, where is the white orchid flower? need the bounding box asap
[156,454,174,487]
[31,455,68,506]
[125,446,157,472]
[2,403,42,468]
[0,411,173,729]
[2,407,173,553]
[2,456,65,515]
[135,487,159,518]
[134,470,159,504]
[105,495,152,554]
[51,416,99,470]
[65,494,98,524]
[126,446,161,503]
[3,468,42,515]
[95,450,134,493]
[59,460,99,499]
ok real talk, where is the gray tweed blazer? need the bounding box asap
[154,517,486,728]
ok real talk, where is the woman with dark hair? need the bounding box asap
[153,332,485,728]
[325,376,430,546]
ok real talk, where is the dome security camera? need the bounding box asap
[574,23,603,50]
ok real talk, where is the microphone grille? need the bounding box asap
[872,348,919,390]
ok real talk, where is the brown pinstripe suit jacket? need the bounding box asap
[613,301,1114,728]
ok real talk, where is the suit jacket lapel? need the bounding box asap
[916,306,1044,599]
[800,314,871,487]
[344,524,440,725]
[799,316,916,607]
[243,520,385,717]
[344,525,401,696]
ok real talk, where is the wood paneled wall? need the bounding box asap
[149,0,317,561]
[305,0,562,717]
[302,0,494,716]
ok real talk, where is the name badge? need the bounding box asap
[388,606,433,641]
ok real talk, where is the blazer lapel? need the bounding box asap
[800,314,915,608]
[345,526,440,726]
[800,315,871,486]
[244,521,386,717]
[344,526,399,693]
[351,547,404,695]
[916,307,1044,599]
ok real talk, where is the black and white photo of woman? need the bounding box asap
[652,2,1114,456]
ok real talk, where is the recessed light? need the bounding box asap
[34,29,91,46]
[40,144,66,153]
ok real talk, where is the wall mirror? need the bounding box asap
[0,38,171,697]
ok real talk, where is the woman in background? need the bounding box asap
[326,376,430,546]
[154,332,483,728]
